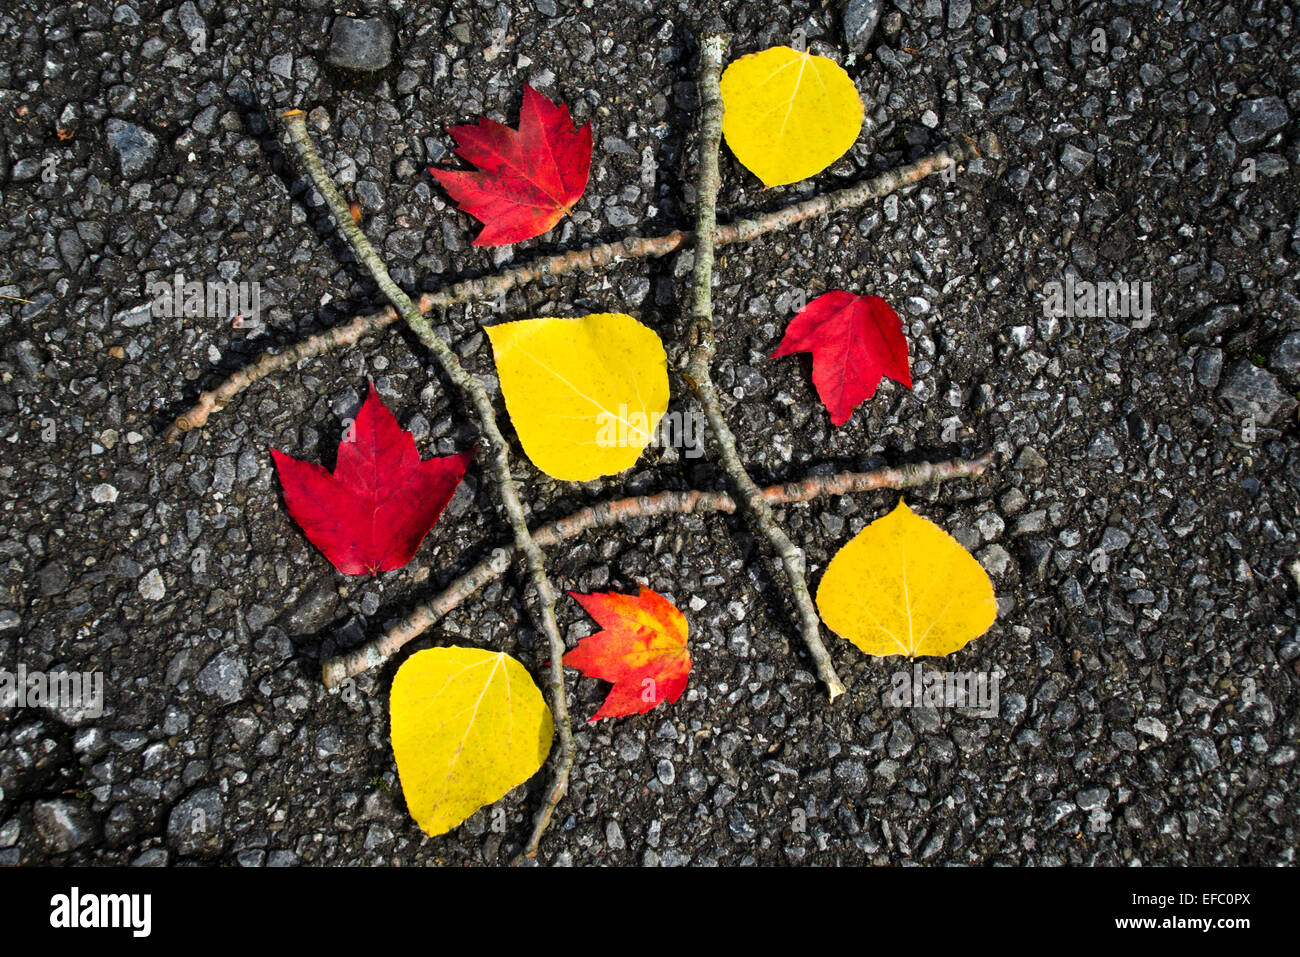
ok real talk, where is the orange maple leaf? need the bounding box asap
[563,585,691,721]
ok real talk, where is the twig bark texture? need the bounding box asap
[164,133,997,440]
[683,36,847,701]
[321,454,994,689]
[279,110,573,861]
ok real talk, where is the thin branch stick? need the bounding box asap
[322,453,994,689]
[164,133,998,440]
[682,37,847,702]
[278,110,574,862]
[163,305,404,441]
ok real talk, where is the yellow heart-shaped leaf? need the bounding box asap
[390,647,552,837]
[816,500,997,658]
[720,46,864,187]
[485,313,669,481]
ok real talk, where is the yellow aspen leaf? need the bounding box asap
[816,500,997,658]
[720,45,864,187]
[390,647,552,837]
[484,312,669,481]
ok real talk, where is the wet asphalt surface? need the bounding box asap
[0,0,1297,865]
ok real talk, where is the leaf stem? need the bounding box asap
[279,110,574,862]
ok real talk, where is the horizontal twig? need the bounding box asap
[321,453,994,690]
[164,133,999,441]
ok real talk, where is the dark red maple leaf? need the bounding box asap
[562,586,691,721]
[770,291,912,426]
[270,383,472,576]
[429,84,592,246]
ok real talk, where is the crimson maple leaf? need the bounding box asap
[562,586,691,721]
[771,291,912,426]
[270,383,473,576]
[429,84,592,246]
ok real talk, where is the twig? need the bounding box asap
[278,110,574,862]
[162,306,403,441]
[682,36,848,702]
[322,454,994,689]
[164,133,999,440]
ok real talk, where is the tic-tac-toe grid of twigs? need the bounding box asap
[173,34,1002,860]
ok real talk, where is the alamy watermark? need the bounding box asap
[147,272,262,329]
[1041,275,1153,328]
[0,665,103,719]
[595,404,705,458]
[50,887,150,937]
[886,663,1002,718]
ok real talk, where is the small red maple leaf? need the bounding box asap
[429,84,592,246]
[270,383,473,576]
[771,291,912,426]
[562,585,691,721]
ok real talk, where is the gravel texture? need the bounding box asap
[0,0,1296,866]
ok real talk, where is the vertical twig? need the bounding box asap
[683,37,847,701]
[279,110,574,861]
